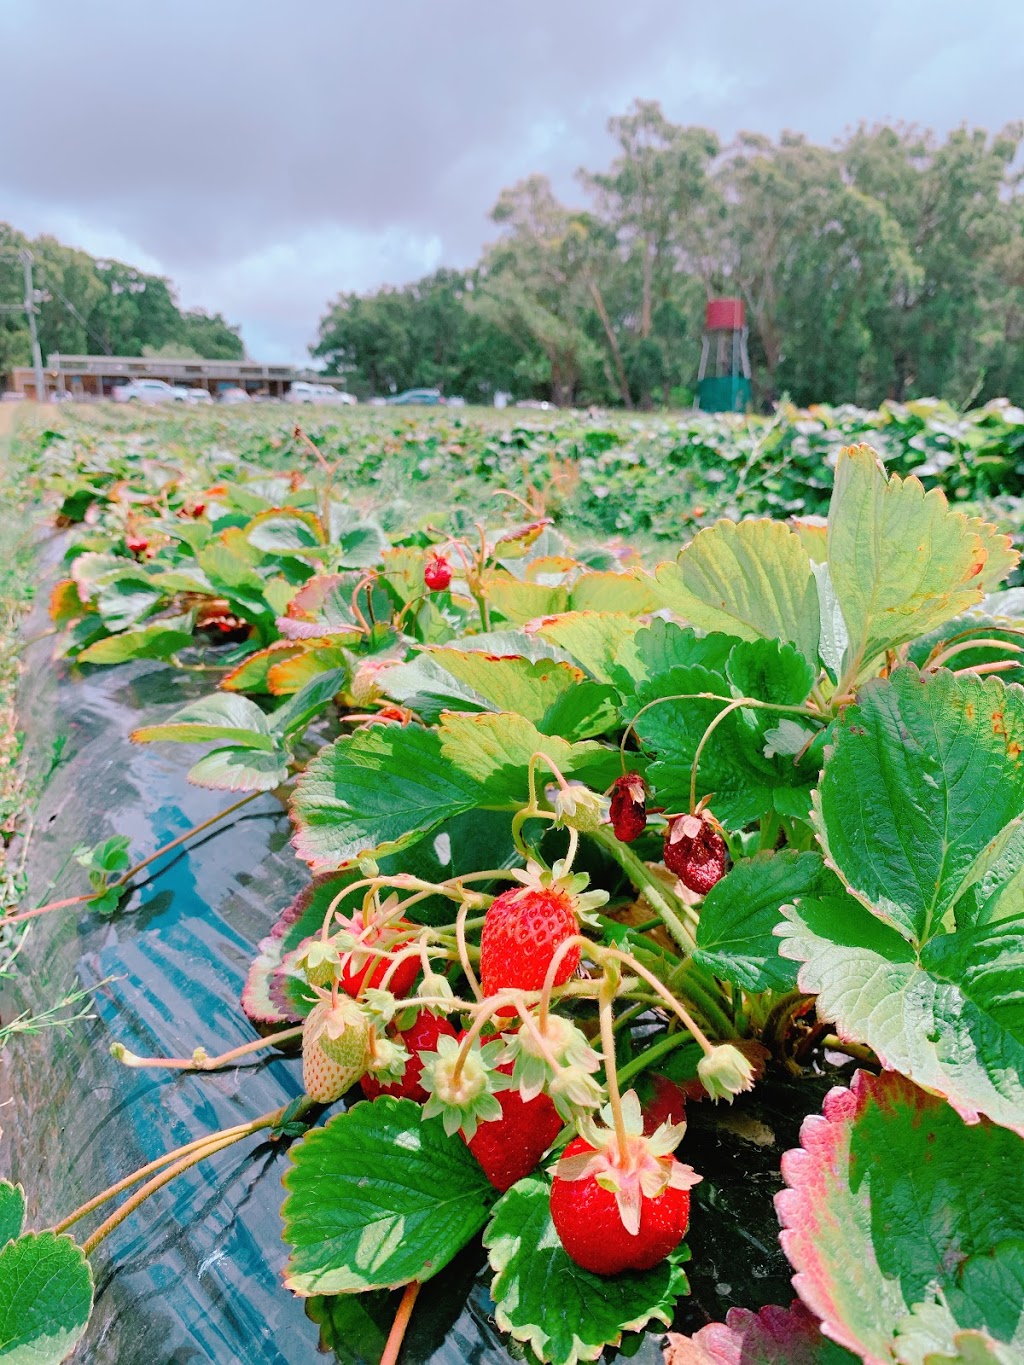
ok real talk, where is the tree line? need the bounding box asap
[0,224,243,376]
[314,105,1024,409]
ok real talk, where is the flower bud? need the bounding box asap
[696,1043,756,1103]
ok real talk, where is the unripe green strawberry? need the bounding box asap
[302,997,371,1103]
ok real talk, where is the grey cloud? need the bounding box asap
[3,0,1022,360]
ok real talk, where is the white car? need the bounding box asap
[185,388,213,405]
[287,381,357,405]
[218,387,250,405]
[112,379,188,404]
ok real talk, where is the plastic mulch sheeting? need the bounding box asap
[0,565,835,1364]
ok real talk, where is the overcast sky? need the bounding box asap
[3,0,1023,362]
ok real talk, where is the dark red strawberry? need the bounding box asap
[463,1071,563,1191]
[550,1134,696,1275]
[639,1073,687,1135]
[663,813,728,895]
[610,772,647,842]
[479,884,580,1001]
[424,552,452,592]
[362,1010,457,1103]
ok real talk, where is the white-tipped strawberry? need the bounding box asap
[302,995,372,1102]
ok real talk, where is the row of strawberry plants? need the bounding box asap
[20,392,1024,548]
[4,442,1024,1363]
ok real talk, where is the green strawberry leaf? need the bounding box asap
[187,746,289,792]
[814,668,1024,945]
[615,621,739,688]
[631,641,820,826]
[694,850,840,993]
[654,518,820,665]
[281,1096,495,1293]
[291,726,485,872]
[94,573,163,631]
[0,1231,94,1364]
[0,1183,25,1246]
[667,1300,857,1363]
[284,572,395,633]
[304,1291,391,1362]
[379,655,491,721]
[421,649,583,723]
[246,507,324,554]
[778,890,1024,1133]
[826,445,993,681]
[78,615,194,664]
[131,693,277,751]
[484,1175,689,1365]
[776,1070,1024,1363]
[538,681,621,741]
[438,711,620,803]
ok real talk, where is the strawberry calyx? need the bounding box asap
[553,1089,700,1235]
[499,1012,604,1117]
[504,857,609,924]
[545,781,609,834]
[419,1034,512,1139]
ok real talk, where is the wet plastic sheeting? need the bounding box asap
[0,577,835,1363]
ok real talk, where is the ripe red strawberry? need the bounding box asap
[479,884,580,1001]
[663,813,728,895]
[462,1069,563,1191]
[125,535,149,555]
[424,552,452,592]
[302,996,371,1102]
[639,1073,687,1135]
[362,1010,457,1103]
[335,910,420,1000]
[609,772,647,842]
[550,1134,694,1275]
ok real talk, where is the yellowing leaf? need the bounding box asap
[569,571,659,615]
[481,571,568,624]
[532,611,639,683]
[827,445,988,678]
[654,520,819,664]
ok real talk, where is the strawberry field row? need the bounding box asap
[1,406,1024,1365]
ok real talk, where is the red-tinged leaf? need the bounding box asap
[775,1070,1024,1363]
[48,577,87,626]
[221,641,306,693]
[665,1300,855,1363]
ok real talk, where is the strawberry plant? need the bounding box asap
[8,431,1024,1363]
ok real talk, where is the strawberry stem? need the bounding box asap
[58,1100,312,1251]
[381,1280,422,1365]
[589,825,696,953]
[3,790,263,929]
[598,971,630,1157]
[619,690,822,777]
[601,947,716,1055]
[111,1024,303,1071]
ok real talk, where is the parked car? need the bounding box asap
[112,379,188,404]
[286,381,357,405]
[185,388,213,405]
[387,388,446,406]
[218,387,250,405]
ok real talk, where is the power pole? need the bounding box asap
[20,251,46,402]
